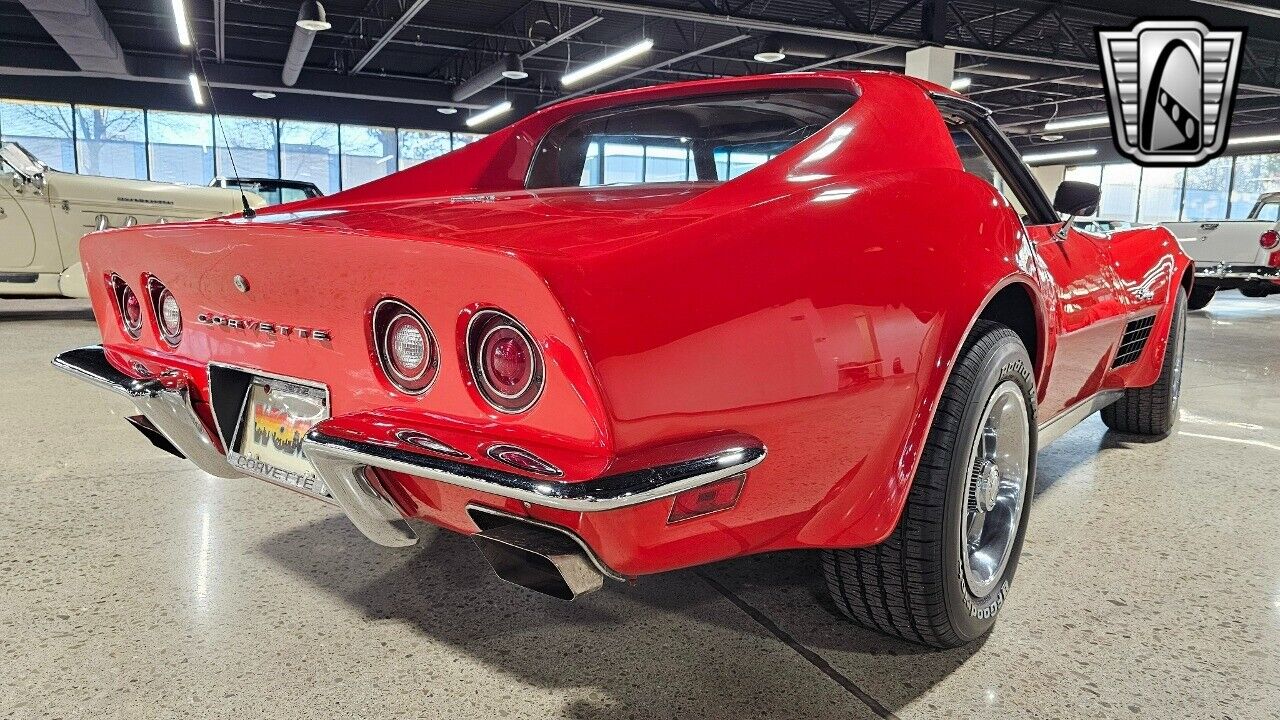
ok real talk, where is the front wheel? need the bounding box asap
[822,321,1036,648]
[1100,286,1187,437]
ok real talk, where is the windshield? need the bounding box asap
[526,90,855,189]
[0,142,47,178]
[222,179,322,206]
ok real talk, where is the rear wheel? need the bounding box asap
[1187,285,1215,310]
[1240,285,1270,298]
[822,321,1036,648]
[1100,287,1187,437]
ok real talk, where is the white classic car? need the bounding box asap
[1162,193,1280,309]
[0,142,265,298]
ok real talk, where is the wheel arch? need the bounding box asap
[975,279,1044,380]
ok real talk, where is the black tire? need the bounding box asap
[1240,285,1269,298]
[822,321,1037,648]
[1100,286,1187,437]
[1187,285,1215,310]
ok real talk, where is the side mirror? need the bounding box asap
[1053,181,1100,217]
[31,172,46,193]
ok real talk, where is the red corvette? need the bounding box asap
[56,71,1190,648]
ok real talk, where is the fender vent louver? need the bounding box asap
[1112,315,1157,368]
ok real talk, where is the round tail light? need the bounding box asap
[373,299,437,394]
[1260,229,1279,250]
[148,278,182,346]
[467,310,543,413]
[112,275,143,339]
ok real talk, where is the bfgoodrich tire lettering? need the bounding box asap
[822,320,1037,648]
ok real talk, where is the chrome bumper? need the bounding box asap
[1194,262,1279,282]
[301,431,766,547]
[54,346,768,550]
[53,346,241,479]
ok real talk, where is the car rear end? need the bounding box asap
[56,215,764,591]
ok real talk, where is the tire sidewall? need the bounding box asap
[941,335,1037,642]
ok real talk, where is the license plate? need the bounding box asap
[228,376,330,500]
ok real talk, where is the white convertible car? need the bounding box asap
[0,142,265,298]
[1163,193,1280,309]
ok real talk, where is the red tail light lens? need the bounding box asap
[111,275,143,339]
[147,278,181,346]
[373,299,437,394]
[668,473,747,523]
[1270,251,1280,268]
[467,310,544,413]
[1261,230,1279,250]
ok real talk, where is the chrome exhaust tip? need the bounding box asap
[472,521,604,601]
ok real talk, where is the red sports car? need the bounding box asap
[56,71,1190,648]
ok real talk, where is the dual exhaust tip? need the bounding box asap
[469,512,606,601]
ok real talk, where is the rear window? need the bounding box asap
[526,90,855,189]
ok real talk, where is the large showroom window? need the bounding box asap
[1098,163,1141,221]
[340,124,397,189]
[74,105,146,179]
[399,129,451,169]
[452,132,484,150]
[0,99,75,171]
[1181,156,1232,221]
[1068,152,1280,223]
[215,116,279,179]
[280,120,340,194]
[1136,167,1185,224]
[147,111,213,185]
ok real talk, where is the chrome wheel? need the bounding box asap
[960,380,1030,598]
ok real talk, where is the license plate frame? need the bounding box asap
[225,373,331,501]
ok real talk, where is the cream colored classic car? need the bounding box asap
[1,142,265,298]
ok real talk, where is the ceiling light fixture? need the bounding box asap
[1021,147,1098,164]
[1229,133,1280,146]
[466,100,512,128]
[1043,115,1110,132]
[1040,133,1065,141]
[170,0,192,47]
[295,0,331,31]
[562,38,653,86]
[252,91,276,99]
[501,54,528,80]
[949,77,971,92]
[187,72,204,106]
[437,106,458,114]
[754,37,786,63]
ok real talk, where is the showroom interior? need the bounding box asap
[1,0,1278,718]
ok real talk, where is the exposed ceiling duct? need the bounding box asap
[282,0,330,87]
[17,0,129,75]
[451,53,526,102]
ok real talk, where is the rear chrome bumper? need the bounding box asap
[52,346,241,479]
[54,345,768,550]
[1194,262,1280,284]
[301,430,766,547]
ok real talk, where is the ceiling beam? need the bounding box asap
[1185,0,1280,20]
[349,0,434,75]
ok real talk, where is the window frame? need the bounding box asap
[931,94,1058,226]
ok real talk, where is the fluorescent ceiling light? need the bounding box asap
[949,77,971,91]
[562,39,653,86]
[188,73,204,106]
[1043,115,1109,132]
[466,100,512,128]
[252,91,276,100]
[1021,147,1098,164]
[171,0,191,47]
[1229,133,1280,146]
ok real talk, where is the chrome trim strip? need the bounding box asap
[304,422,762,517]
[466,504,627,582]
[1194,262,1279,282]
[53,345,242,479]
[1036,390,1125,450]
[302,443,420,547]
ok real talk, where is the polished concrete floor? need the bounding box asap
[1,294,1278,720]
